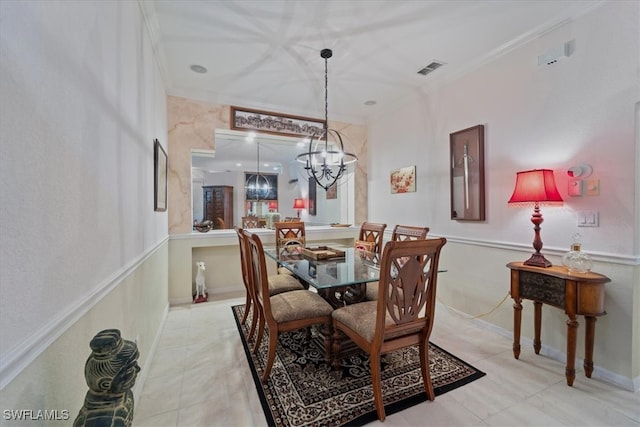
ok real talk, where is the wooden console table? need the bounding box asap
[507,261,610,386]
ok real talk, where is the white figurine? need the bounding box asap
[195,261,207,300]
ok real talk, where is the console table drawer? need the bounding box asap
[519,270,564,308]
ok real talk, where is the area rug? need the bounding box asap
[232,305,485,426]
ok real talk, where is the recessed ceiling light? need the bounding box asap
[364,100,376,106]
[190,64,207,74]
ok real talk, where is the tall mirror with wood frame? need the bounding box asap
[450,125,485,221]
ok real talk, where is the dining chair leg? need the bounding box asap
[247,304,259,342]
[241,294,252,325]
[261,329,279,383]
[253,316,265,354]
[420,340,435,400]
[370,352,386,421]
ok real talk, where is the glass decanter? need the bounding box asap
[561,233,593,274]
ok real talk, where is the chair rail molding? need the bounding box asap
[0,237,170,390]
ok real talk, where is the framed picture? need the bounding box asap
[308,177,317,216]
[245,172,278,201]
[449,124,485,221]
[230,106,325,138]
[326,183,337,200]
[154,139,167,212]
[390,166,416,194]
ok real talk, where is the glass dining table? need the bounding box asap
[264,244,380,308]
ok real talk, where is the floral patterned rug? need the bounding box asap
[232,305,485,426]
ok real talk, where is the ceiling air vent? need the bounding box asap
[417,61,445,76]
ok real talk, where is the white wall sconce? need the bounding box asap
[567,163,594,197]
[567,163,592,179]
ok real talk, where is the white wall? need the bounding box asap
[0,0,169,419]
[368,1,639,387]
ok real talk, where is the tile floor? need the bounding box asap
[133,292,639,427]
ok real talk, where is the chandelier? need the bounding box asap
[296,48,357,191]
[245,137,271,200]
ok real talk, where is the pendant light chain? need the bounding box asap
[295,48,357,192]
[324,54,329,131]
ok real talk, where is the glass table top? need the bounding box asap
[264,245,381,290]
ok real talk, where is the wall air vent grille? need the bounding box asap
[417,61,445,76]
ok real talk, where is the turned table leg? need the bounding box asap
[513,298,522,359]
[565,315,579,386]
[533,301,542,354]
[584,316,597,378]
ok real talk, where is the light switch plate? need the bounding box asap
[585,179,600,196]
[577,210,599,227]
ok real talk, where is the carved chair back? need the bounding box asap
[357,222,387,257]
[275,221,306,250]
[242,216,260,229]
[391,225,429,241]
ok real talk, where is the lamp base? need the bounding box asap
[524,253,552,268]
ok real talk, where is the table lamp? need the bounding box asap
[268,201,278,212]
[508,169,563,267]
[292,198,305,218]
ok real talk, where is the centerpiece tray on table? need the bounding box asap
[301,246,346,260]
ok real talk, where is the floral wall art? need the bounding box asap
[390,166,416,194]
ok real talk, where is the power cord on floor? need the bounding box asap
[437,291,511,319]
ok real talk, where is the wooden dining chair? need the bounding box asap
[234,227,304,344]
[365,224,429,301]
[274,221,306,276]
[357,222,387,258]
[242,216,260,229]
[243,230,334,383]
[332,238,447,421]
[356,222,386,301]
[391,224,430,241]
[275,221,306,248]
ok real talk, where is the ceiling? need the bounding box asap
[143,0,602,124]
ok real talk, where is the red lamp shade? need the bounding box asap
[293,198,305,218]
[508,169,562,268]
[268,201,278,210]
[292,198,306,209]
[508,169,563,205]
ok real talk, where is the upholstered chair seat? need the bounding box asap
[332,300,423,342]
[268,274,304,295]
[270,290,334,323]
